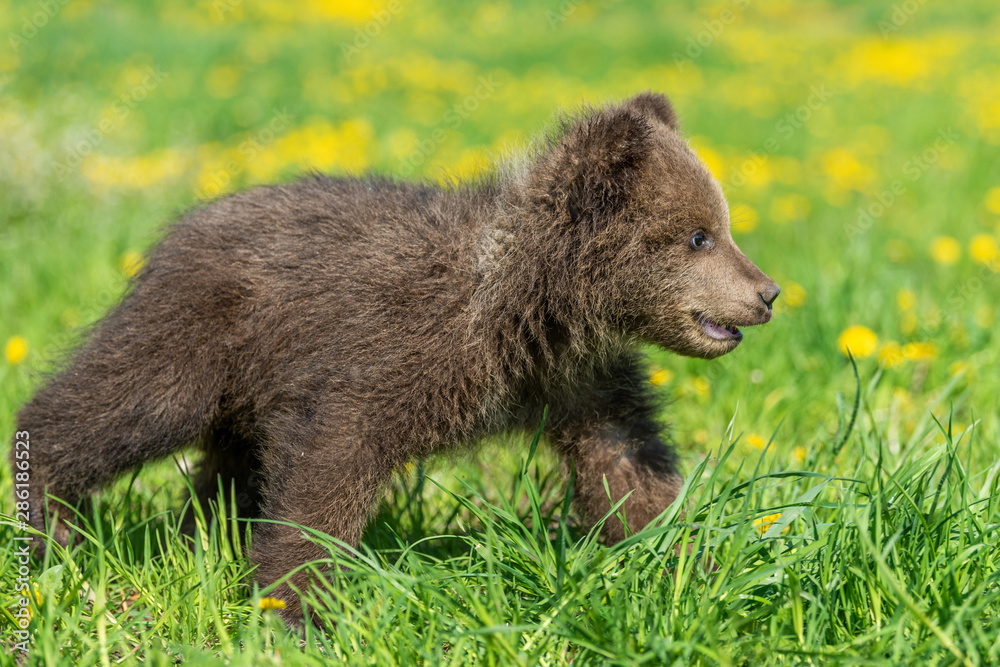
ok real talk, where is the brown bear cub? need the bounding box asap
[11,92,778,623]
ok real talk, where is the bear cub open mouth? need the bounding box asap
[694,313,743,342]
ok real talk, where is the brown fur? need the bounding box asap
[10,92,778,623]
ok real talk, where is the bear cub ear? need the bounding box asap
[537,106,655,228]
[625,91,679,131]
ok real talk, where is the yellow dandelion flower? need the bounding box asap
[782,281,806,308]
[984,186,1000,215]
[30,584,43,606]
[950,324,970,349]
[206,65,241,99]
[822,183,849,208]
[948,360,973,378]
[924,306,942,332]
[771,156,802,185]
[5,336,28,365]
[12,582,43,623]
[929,236,961,265]
[248,118,373,180]
[821,147,875,192]
[743,159,773,189]
[60,307,80,329]
[82,149,187,191]
[896,288,916,311]
[0,51,18,72]
[690,139,725,180]
[837,325,878,359]
[899,312,917,336]
[675,377,712,400]
[769,194,810,224]
[969,234,998,266]
[258,597,287,611]
[120,251,144,277]
[302,0,383,24]
[731,204,759,234]
[688,376,710,400]
[446,147,491,182]
[649,368,674,386]
[877,341,904,368]
[841,40,929,86]
[746,433,767,450]
[387,127,419,162]
[692,429,709,445]
[886,239,912,263]
[901,342,937,361]
[856,125,890,154]
[892,387,913,410]
[975,304,995,329]
[791,446,807,465]
[753,512,788,535]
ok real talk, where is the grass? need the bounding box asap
[4,401,1000,664]
[2,0,1000,664]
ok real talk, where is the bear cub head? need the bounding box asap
[523,91,780,359]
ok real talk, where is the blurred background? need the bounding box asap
[2,0,999,467]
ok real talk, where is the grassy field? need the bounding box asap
[2,0,1000,664]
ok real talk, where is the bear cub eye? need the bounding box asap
[690,231,713,250]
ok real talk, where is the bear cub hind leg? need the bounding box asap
[250,417,404,623]
[181,424,267,536]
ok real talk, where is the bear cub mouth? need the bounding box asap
[694,313,743,342]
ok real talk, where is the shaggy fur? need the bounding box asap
[11,92,778,623]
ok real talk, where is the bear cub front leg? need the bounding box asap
[547,354,683,543]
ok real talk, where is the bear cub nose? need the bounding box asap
[759,283,781,310]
